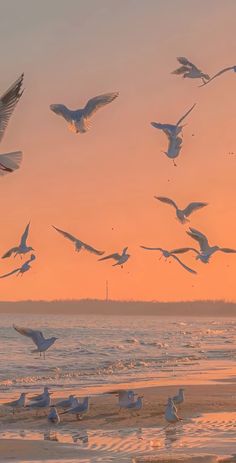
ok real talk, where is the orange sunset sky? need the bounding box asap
[0,0,236,301]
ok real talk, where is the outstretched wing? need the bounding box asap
[183,202,208,217]
[154,196,178,210]
[82,242,104,255]
[172,65,190,75]
[0,268,21,278]
[20,222,30,247]
[171,247,199,255]
[171,254,197,274]
[2,247,19,259]
[98,253,120,261]
[187,227,209,252]
[200,66,236,87]
[52,225,77,243]
[0,74,24,142]
[176,103,196,127]
[220,248,236,253]
[140,246,163,252]
[83,92,119,118]
[13,325,45,347]
[176,57,198,70]
[0,151,23,176]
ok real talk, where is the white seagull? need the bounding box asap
[165,400,182,424]
[52,226,104,256]
[151,103,196,139]
[172,228,236,263]
[4,392,27,413]
[2,222,34,258]
[29,393,51,414]
[30,387,50,402]
[200,65,236,87]
[13,325,58,358]
[164,133,183,166]
[50,92,119,134]
[0,74,24,175]
[140,246,196,274]
[0,254,36,279]
[155,196,208,224]
[172,388,185,405]
[98,247,130,268]
[48,406,60,424]
[61,397,89,420]
[172,57,210,83]
[166,397,177,414]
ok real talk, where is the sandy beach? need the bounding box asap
[1,381,236,462]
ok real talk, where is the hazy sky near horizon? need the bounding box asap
[0,0,236,301]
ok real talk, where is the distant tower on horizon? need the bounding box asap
[106,280,109,302]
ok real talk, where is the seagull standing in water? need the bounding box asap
[155,196,208,224]
[172,228,236,263]
[140,246,196,274]
[50,92,119,134]
[61,397,89,420]
[4,392,27,414]
[172,57,210,84]
[200,65,236,87]
[13,325,58,358]
[165,400,182,424]
[2,222,33,258]
[0,74,24,175]
[166,397,177,414]
[56,395,78,409]
[52,226,104,256]
[172,388,185,406]
[48,406,60,424]
[98,247,130,268]
[151,103,196,139]
[0,254,36,278]
[122,396,143,415]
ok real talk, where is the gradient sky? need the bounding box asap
[0,0,236,301]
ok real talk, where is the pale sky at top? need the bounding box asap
[0,0,236,301]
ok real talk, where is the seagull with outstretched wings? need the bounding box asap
[172,57,210,83]
[0,254,36,278]
[140,246,196,274]
[98,247,130,268]
[199,65,236,87]
[2,222,34,258]
[155,196,208,223]
[13,324,58,358]
[52,225,104,255]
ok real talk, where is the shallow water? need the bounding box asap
[1,314,236,394]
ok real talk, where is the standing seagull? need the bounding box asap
[0,254,36,278]
[200,65,236,87]
[50,92,119,134]
[172,388,185,406]
[155,196,208,224]
[165,400,182,424]
[98,247,130,268]
[13,325,58,358]
[140,246,196,274]
[30,387,50,402]
[52,226,104,256]
[2,222,33,258]
[151,103,196,139]
[4,392,27,414]
[0,74,24,175]
[122,396,143,415]
[48,406,60,424]
[173,228,236,263]
[61,397,89,420]
[172,57,210,84]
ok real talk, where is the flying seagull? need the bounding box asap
[0,74,24,142]
[50,92,119,134]
[52,225,104,255]
[13,325,58,358]
[199,65,236,87]
[172,227,236,263]
[155,196,208,224]
[140,246,196,274]
[0,254,36,278]
[151,103,196,139]
[163,133,183,166]
[2,222,33,258]
[0,151,23,176]
[172,57,210,84]
[98,247,130,268]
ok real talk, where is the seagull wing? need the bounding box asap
[154,196,178,210]
[98,253,120,261]
[220,248,236,253]
[183,202,208,217]
[20,222,30,247]
[140,246,163,252]
[83,92,119,118]
[199,66,235,87]
[0,268,21,278]
[52,226,77,243]
[0,151,23,176]
[171,247,199,255]
[176,103,196,126]
[81,241,104,255]
[13,325,45,347]
[172,65,190,75]
[171,254,197,274]
[0,74,24,142]
[2,247,19,258]
[177,57,198,70]
[187,227,210,252]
